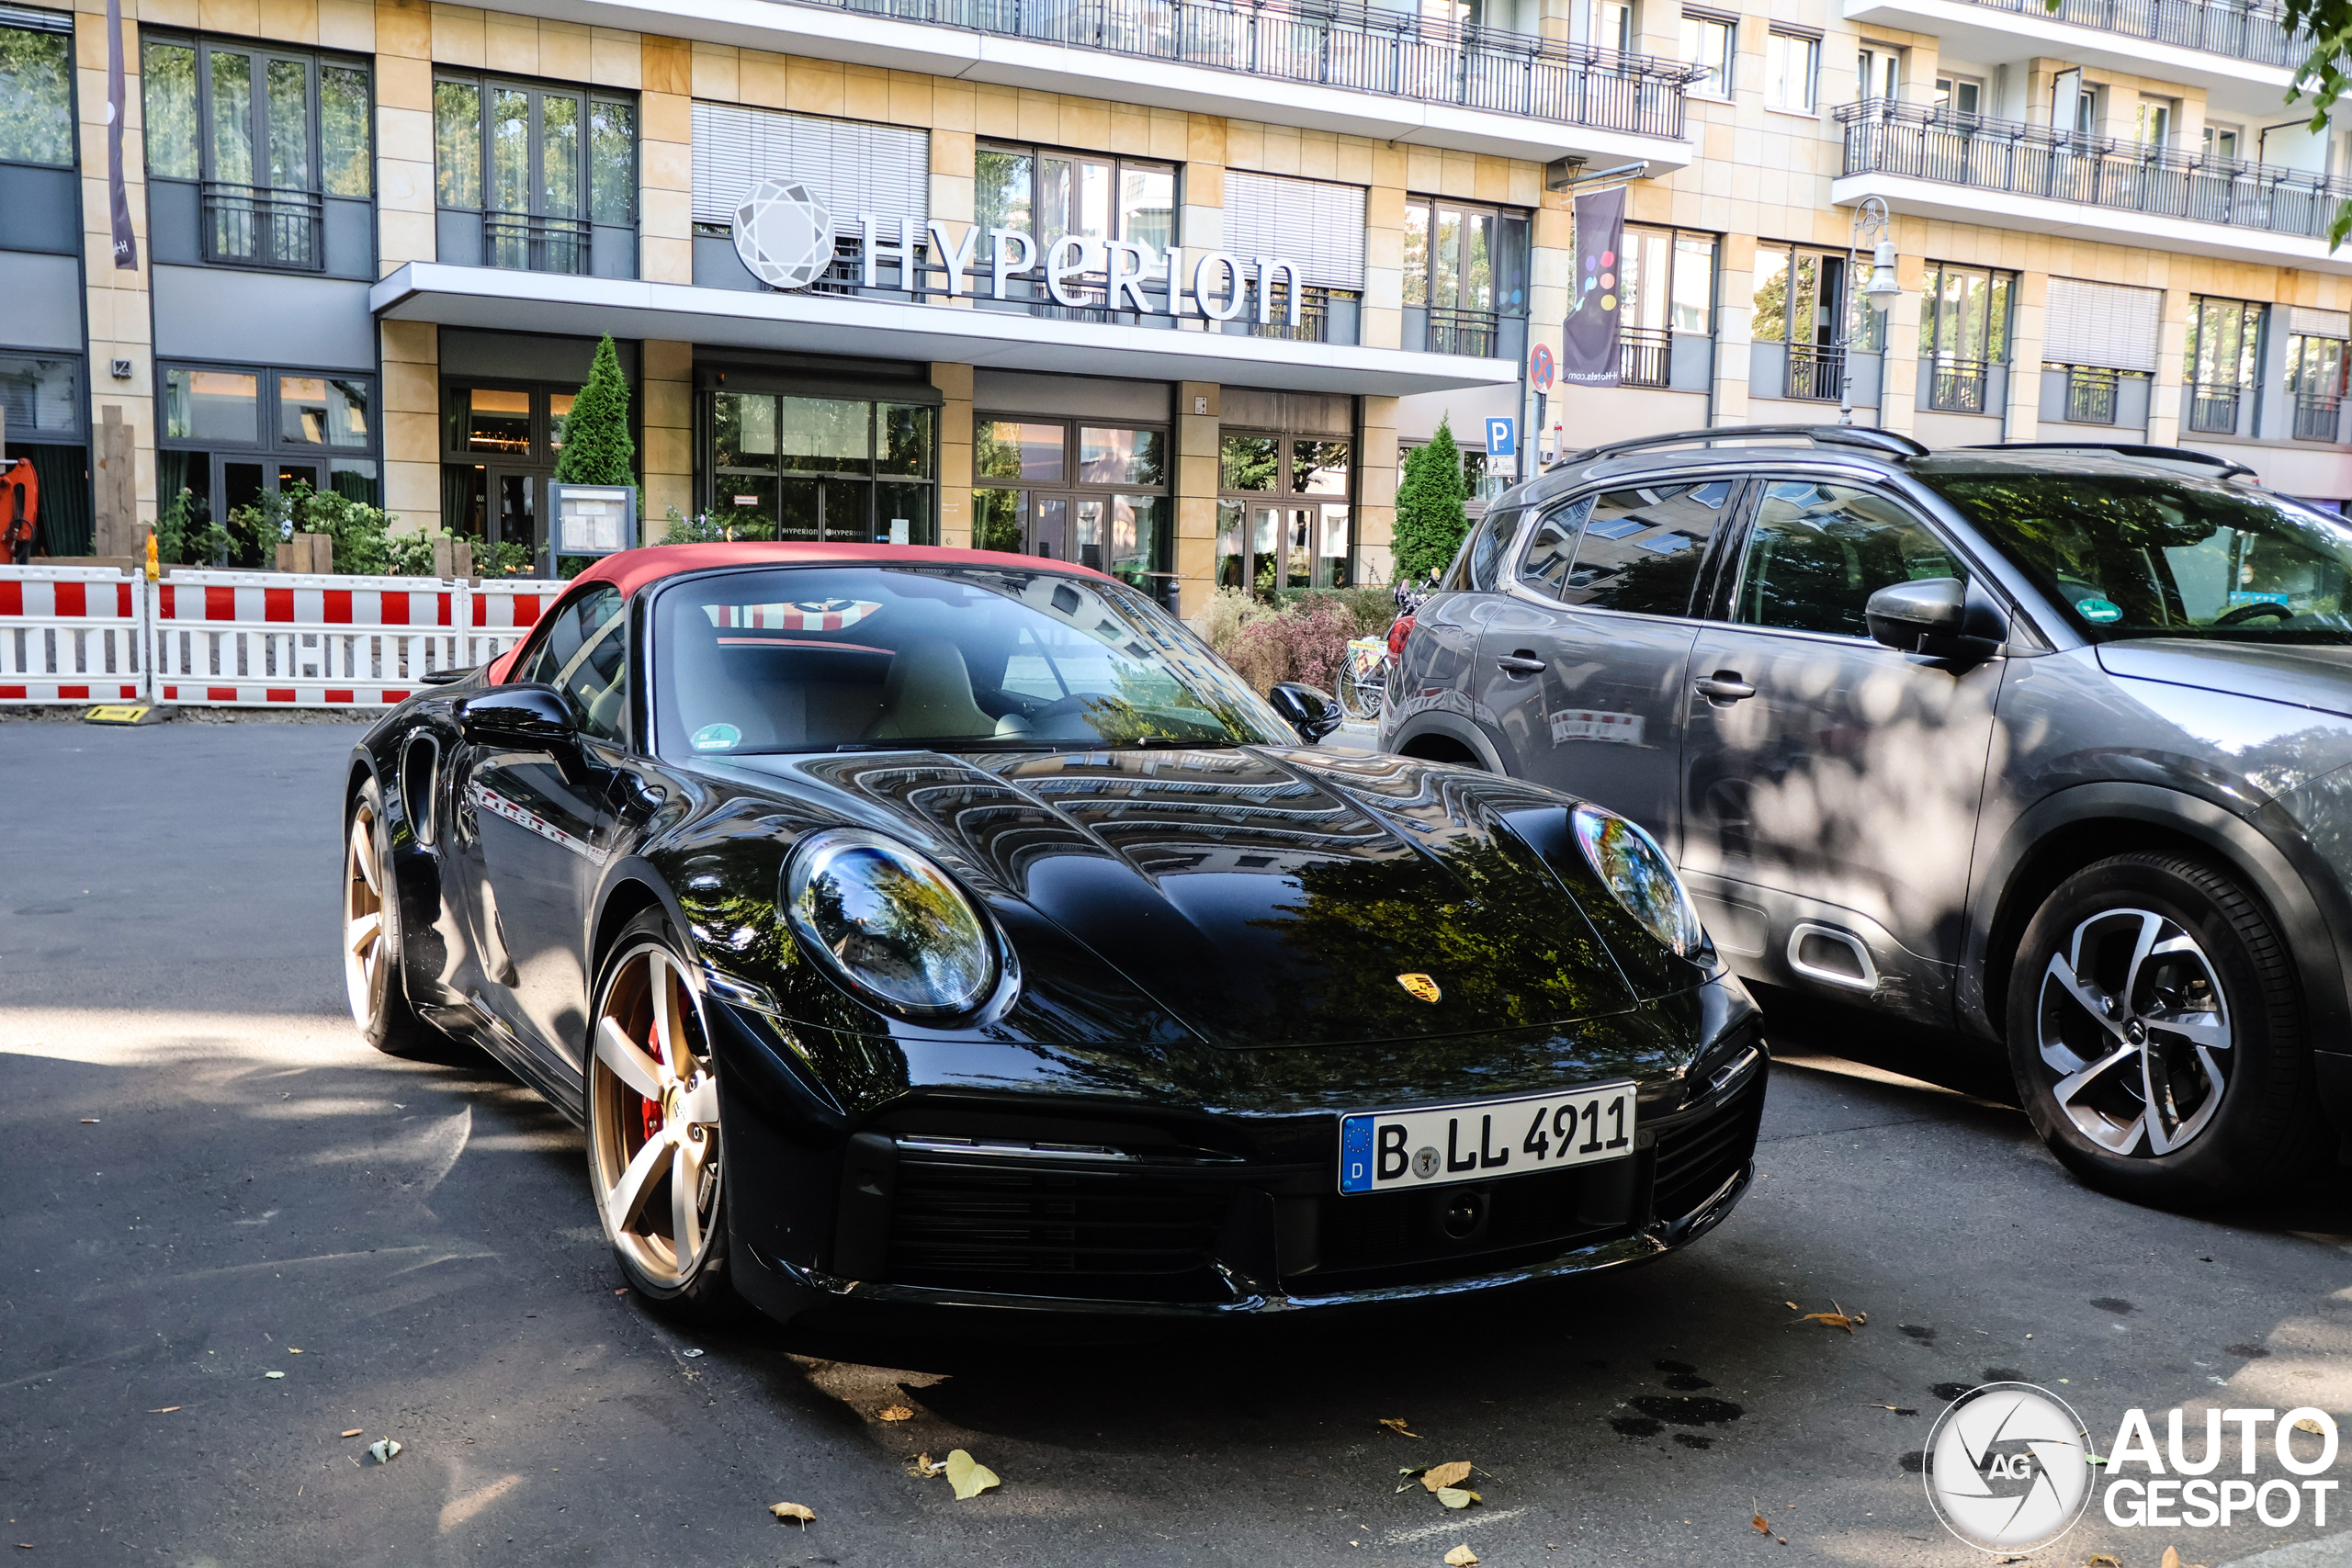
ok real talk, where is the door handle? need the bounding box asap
[1495,653,1547,676]
[1694,671,1757,702]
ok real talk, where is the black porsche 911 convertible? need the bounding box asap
[341,542,1766,1323]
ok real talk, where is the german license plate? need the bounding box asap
[1338,1083,1636,1194]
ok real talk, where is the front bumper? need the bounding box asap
[731,1037,1768,1322]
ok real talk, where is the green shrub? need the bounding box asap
[1392,417,1469,583]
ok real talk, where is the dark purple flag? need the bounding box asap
[1561,186,1623,388]
[107,0,137,270]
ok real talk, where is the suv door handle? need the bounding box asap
[1694,671,1757,702]
[1495,653,1547,676]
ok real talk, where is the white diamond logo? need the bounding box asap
[732,175,833,290]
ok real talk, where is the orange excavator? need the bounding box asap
[2,455,34,565]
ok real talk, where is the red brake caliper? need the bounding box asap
[638,1010,666,1145]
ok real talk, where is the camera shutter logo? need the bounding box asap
[733,176,834,290]
[1924,1382,2096,1551]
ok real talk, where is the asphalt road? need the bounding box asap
[5,716,2351,1568]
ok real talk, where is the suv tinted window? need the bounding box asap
[1735,481,1962,637]
[517,585,628,741]
[1444,509,1523,592]
[1518,480,1730,615]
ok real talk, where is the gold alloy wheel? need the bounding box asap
[588,942,723,1288]
[343,800,390,1028]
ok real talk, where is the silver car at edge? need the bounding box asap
[1380,423,2352,1204]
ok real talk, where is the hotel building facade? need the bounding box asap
[4,0,2350,615]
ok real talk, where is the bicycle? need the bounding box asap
[1338,634,1388,721]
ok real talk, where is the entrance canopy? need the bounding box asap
[370,264,1523,398]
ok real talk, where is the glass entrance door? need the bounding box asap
[489,468,542,570]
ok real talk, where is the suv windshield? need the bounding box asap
[653,565,1291,756]
[1925,471,2352,644]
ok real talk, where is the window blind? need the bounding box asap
[2290,307,2352,340]
[1221,171,1366,290]
[2042,278,2163,371]
[691,102,928,242]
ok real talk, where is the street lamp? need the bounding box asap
[1839,195,1903,426]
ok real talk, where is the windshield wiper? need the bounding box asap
[829,739,1063,753]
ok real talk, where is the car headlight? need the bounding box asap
[1571,804,1705,960]
[783,829,998,1018]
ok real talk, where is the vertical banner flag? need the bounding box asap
[1562,186,1624,388]
[106,0,138,270]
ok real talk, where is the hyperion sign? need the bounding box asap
[731,183,1312,327]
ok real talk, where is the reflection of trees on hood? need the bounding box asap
[1248,839,1626,1042]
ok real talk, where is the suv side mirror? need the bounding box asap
[458,683,578,750]
[1268,682,1346,743]
[1865,578,2005,660]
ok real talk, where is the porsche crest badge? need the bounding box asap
[1396,973,1442,1004]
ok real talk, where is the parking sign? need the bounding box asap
[1486,416,1516,456]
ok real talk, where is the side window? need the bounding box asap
[1522,480,1731,615]
[516,586,628,741]
[1442,509,1523,592]
[1735,480,1963,637]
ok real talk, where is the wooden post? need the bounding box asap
[94,405,135,558]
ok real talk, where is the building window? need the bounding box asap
[434,73,636,277]
[706,391,937,547]
[973,416,1169,597]
[2288,330,2347,442]
[2183,296,2262,434]
[1753,243,1878,401]
[2137,96,2177,149]
[1681,12,1735,98]
[1403,197,1531,358]
[1857,45,1899,104]
[0,15,74,168]
[1919,263,2014,412]
[141,37,369,273]
[1591,0,1635,51]
[1932,73,1982,120]
[1216,433,1352,591]
[155,361,378,562]
[1,346,88,556]
[977,143,1175,258]
[2203,122,2243,162]
[1619,226,1715,387]
[1764,30,1818,114]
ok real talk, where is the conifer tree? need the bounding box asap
[1390,416,1468,584]
[554,334,636,488]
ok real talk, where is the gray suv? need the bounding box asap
[1382,424,2352,1203]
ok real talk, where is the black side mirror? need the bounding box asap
[458,683,578,750]
[1268,682,1345,743]
[1865,577,2005,660]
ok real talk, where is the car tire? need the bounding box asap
[586,910,738,1317]
[344,777,437,1055]
[2007,852,2325,1204]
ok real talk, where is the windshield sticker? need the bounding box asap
[716,599,883,632]
[2075,597,2123,624]
[691,722,742,751]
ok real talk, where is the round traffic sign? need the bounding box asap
[1530,343,1555,393]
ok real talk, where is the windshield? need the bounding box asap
[652,565,1293,756]
[1925,471,2352,644]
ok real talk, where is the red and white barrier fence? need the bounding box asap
[0,565,562,707]
[0,566,148,703]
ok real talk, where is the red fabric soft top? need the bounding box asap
[484,541,1119,684]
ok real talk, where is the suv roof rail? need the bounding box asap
[1961,442,2259,480]
[1555,423,1929,468]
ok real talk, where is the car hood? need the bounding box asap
[2097,639,2352,719]
[705,746,1679,1049]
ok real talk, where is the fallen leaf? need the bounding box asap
[877,1404,914,1422]
[147,1406,180,1415]
[367,1438,401,1464]
[1754,1515,1771,1535]
[1444,1547,1478,1567]
[906,1452,944,1477]
[1783,1301,1799,1310]
[340,1428,363,1438]
[768,1502,814,1528]
[2086,1555,2121,1567]
[944,1449,1000,1501]
[2162,1549,2180,1568]
[2297,1417,2325,1435]
[1422,1461,1474,1492]
[614,1288,628,1295]
[264,1371,286,1380]
[1379,1417,1420,1438]
[1436,1488,1480,1509]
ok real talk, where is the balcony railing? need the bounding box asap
[1621,324,1672,387]
[201,182,322,271]
[2060,365,2121,423]
[1941,0,2304,69]
[2186,379,2245,433]
[788,0,1701,137]
[1426,305,1501,356]
[1786,342,1845,401]
[485,211,591,276]
[1838,100,2352,242]
[2296,390,2344,441]
[1927,354,1995,412]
